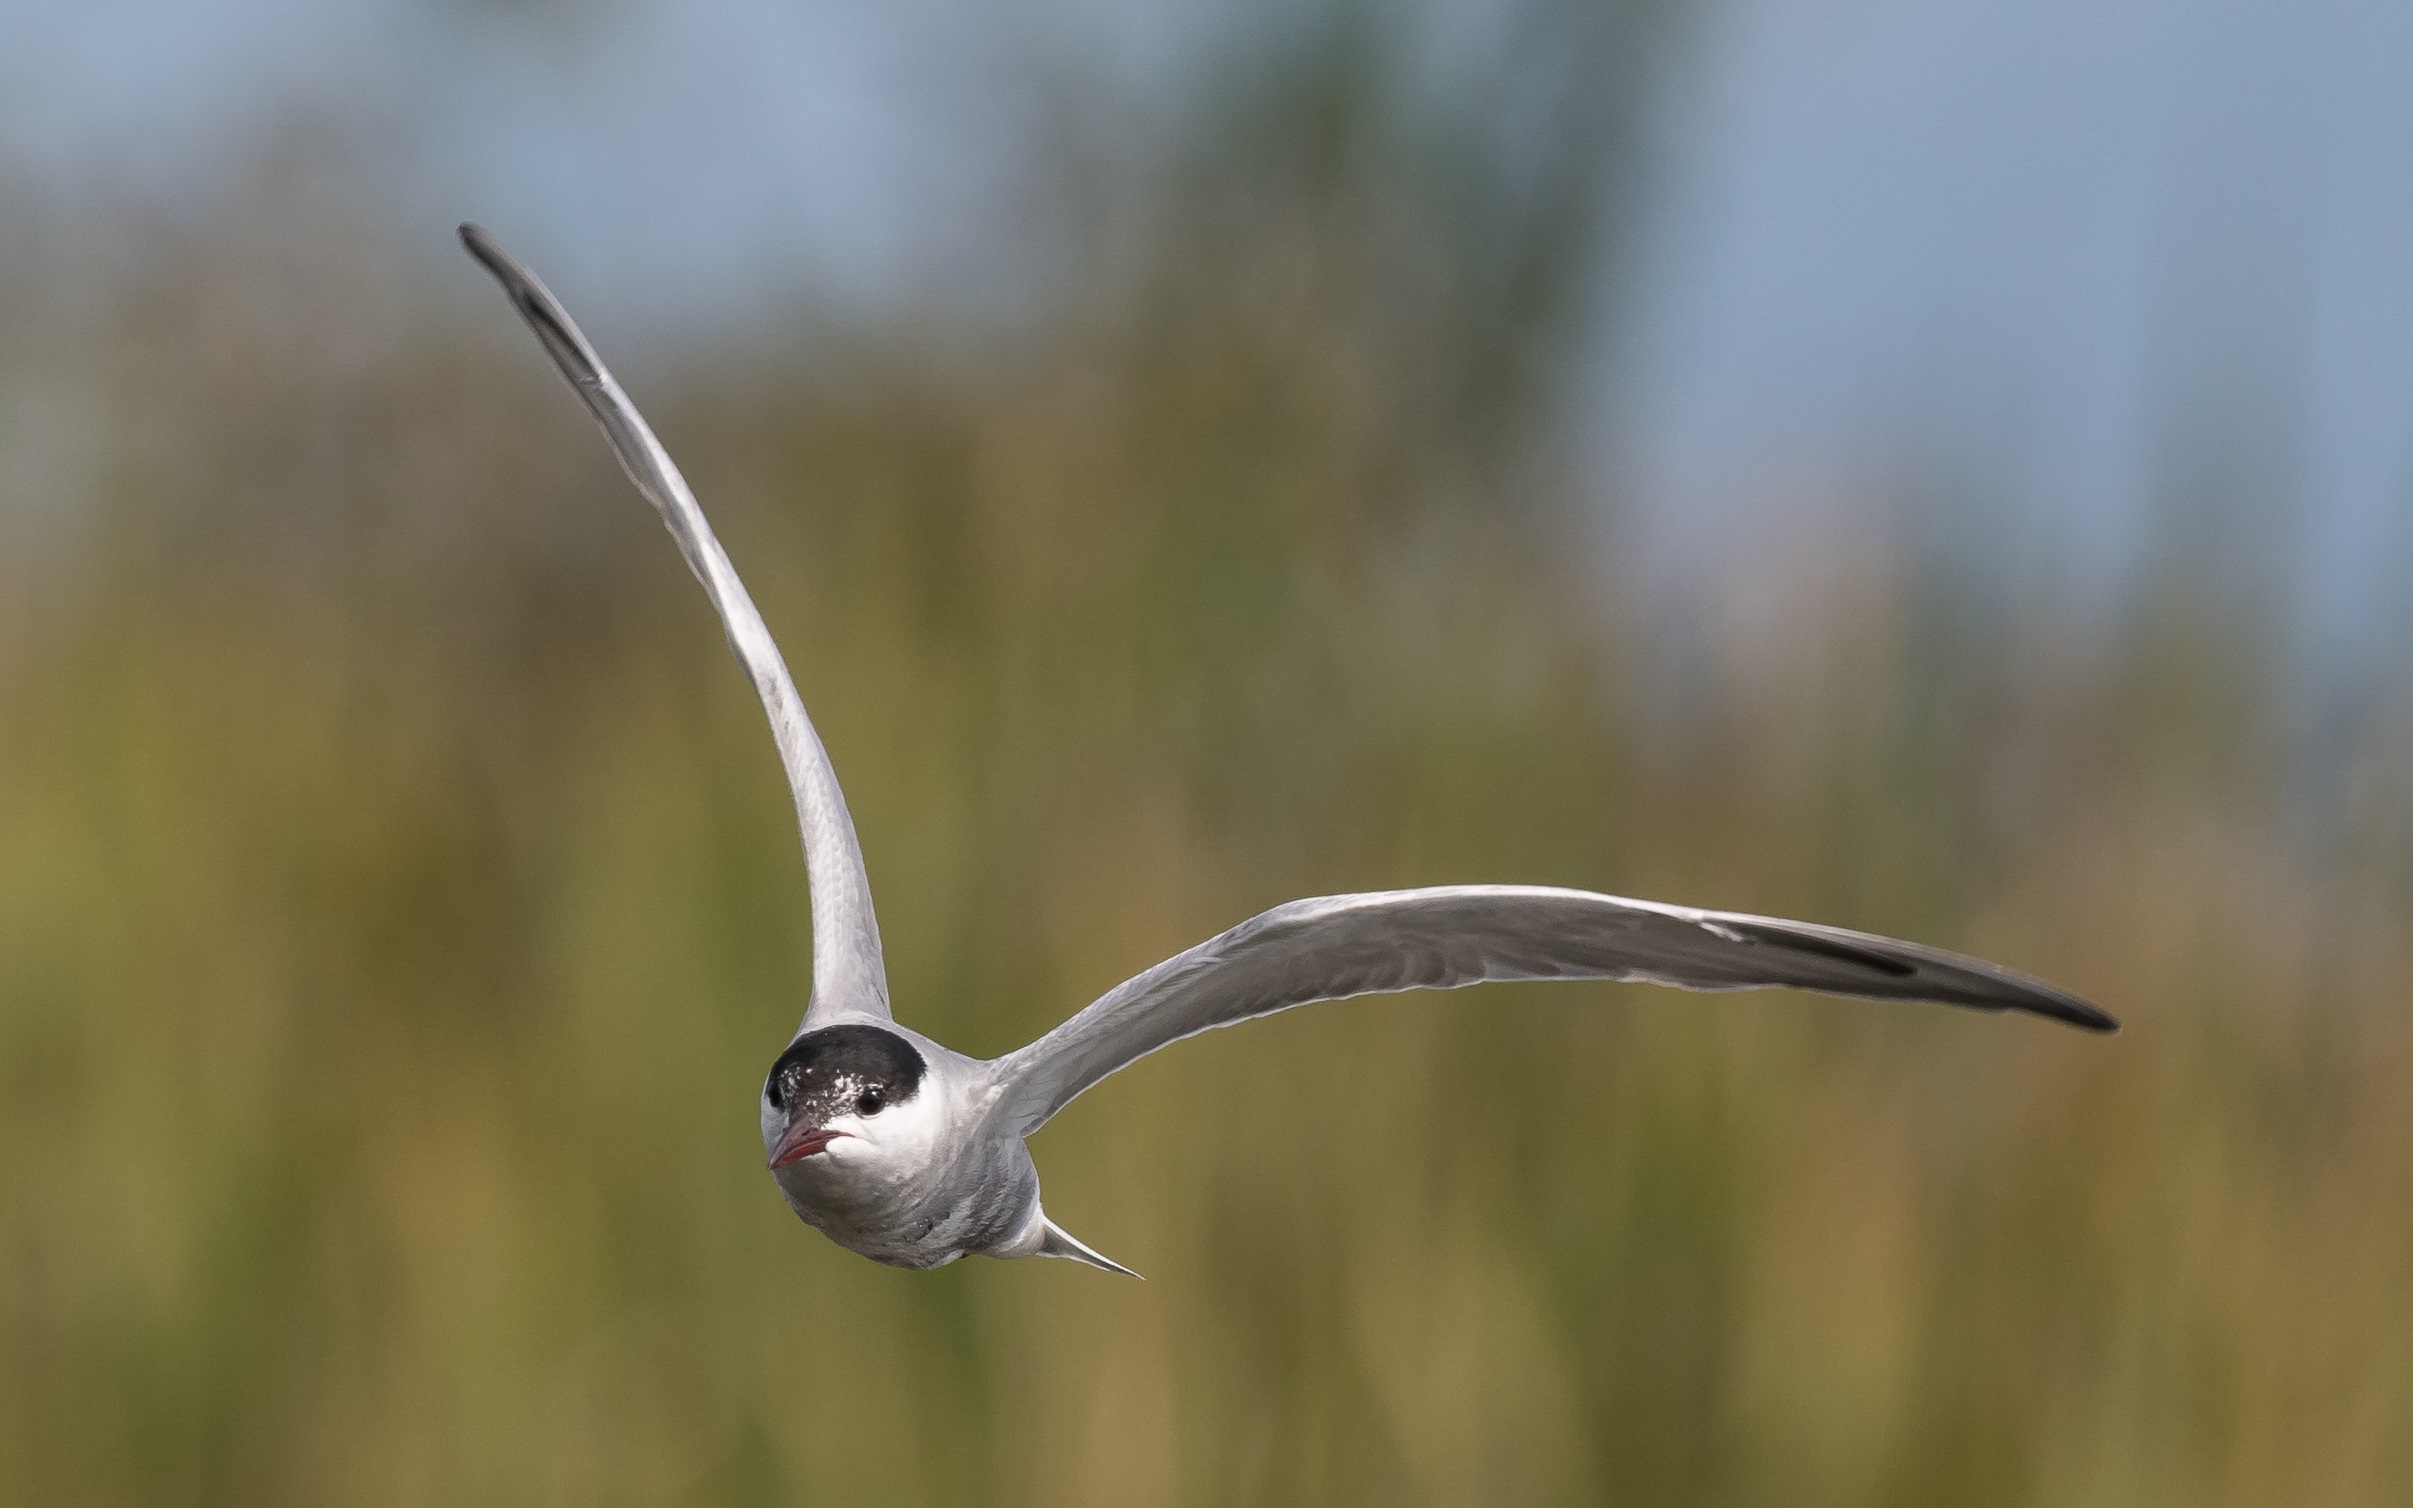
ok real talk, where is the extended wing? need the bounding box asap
[461,224,890,1027]
[986,885,2112,1136]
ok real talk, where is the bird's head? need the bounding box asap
[761,1024,933,1183]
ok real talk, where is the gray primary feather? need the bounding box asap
[985,886,2115,1137]
[460,223,890,1029]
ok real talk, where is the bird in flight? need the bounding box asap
[460,223,2114,1279]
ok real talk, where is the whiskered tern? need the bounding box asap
[460,223,2115,1279]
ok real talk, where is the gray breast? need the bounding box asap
[790,1133,1042,1270]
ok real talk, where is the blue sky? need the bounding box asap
[1615,0,2413,662]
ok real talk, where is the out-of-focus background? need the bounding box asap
[3,0,2410,1502]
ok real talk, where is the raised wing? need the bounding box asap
[461,224,889,1027]
[987,885,2112,1135]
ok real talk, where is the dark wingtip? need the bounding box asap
[458,221,504,273]
[457,221,540,302]
[2035,993,2120,1035]
[454,221,604,388]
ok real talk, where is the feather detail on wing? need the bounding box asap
[461,224,890,1026]
[987,885,2112,1136]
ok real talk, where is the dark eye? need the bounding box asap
[856,1090,885,1116]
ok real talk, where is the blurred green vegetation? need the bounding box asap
[4,11,2413,1506]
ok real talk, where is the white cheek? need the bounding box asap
[858,1099,941,1160]
[819,1117,873,1160]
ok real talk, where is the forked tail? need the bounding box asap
[1036,1217,1144,1279]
